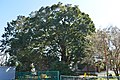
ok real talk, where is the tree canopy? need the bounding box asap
[0,2,95,74]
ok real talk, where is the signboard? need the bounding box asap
[0,66,16,80]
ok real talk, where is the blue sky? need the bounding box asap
[0,0,120,38]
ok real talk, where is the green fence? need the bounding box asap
[16,71,59,80]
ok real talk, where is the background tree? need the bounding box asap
[85,31,106,72]
[90,26,120,79]
[105,26,120,79]
[0,2,95,74]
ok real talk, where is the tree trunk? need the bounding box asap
[114,68,120,80]
[60,44,67,62]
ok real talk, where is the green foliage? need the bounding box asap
[5,55,19,66]
[50,61,74,75]
[1,2,95,75]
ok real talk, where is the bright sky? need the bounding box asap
[0,0,120,38]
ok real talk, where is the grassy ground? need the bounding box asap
[87,78,118,80]
[97,78,118,80]
[86,76,119,80]
[79,75,119,80]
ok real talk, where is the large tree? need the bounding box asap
[0,2,95,74]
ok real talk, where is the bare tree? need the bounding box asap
[105,26,120,79]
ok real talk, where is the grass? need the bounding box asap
[97,78,118,80]
[86,76,119,80]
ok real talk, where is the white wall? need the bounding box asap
[0,66,16,80]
